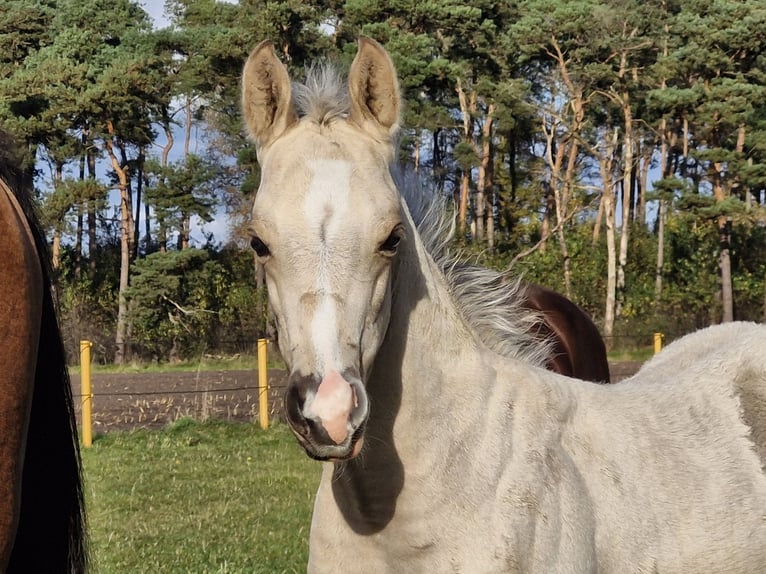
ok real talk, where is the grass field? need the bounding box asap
[82,421,319,573]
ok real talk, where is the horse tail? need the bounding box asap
[7,186,89,572]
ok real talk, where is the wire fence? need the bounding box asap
[72,328,669,440]
[72,383,288,399]
[74,339,288,439]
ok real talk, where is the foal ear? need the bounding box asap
[348,37,401,141]
[241,41,298,149]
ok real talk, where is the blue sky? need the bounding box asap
[126,0,235,245]
[138,0,171,29]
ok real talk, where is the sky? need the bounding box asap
[131,0,235,245]
[138,0,171,29]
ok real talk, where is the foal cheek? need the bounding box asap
[264,282,296,367]
[361,275,393,367]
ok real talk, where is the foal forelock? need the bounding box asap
[289,65,551,369]
[292,64,350,125]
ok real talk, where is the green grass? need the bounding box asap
[83,421,320,573]
[606,346,655,362]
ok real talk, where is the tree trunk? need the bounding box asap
[655,17,670,303]
[178,215,190,250]
[105,121,133,364]
[655,198,665,302]
[540,111,566,253]
[75,144,85,280]
[52,230,61,271]
[87,146,98,280]
[184,94,193,158]
[475,105,494,246]
[133,150,145,258]
[615,59,634,319]
[118,145,136,253]
[603,188,617,349]
[458,172,469,241]
[455,78,475,241]
[555,114,580,299]
[763,276,766,323]
[74,203,83,279]
[182,96,193,248]
[51,162,63,271]
[152,116,176,252]
[637,140,651,224]
[159,224,168,253]
[600,128,619,348]
[655,115,673,304]
[592,191,604,244]
[546,34,586,271]
[485,130,495,254]
[505,127,518,236]
[540,181,552,253]
[710,154,734,322]
[718,216,734,322]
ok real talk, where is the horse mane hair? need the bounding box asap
[292,65,552,368]
[394,169,552,368]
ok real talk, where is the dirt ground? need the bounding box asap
[71,362,642,433]
[71,369,289,434]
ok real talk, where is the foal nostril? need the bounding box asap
[284,370,364,446]
[284,374,316,435]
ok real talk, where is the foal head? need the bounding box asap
[242,38,403,460]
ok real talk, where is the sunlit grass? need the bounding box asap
[83,421,319,573]
[606,346,655,363]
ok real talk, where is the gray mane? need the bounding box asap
[293,65,551,368]
[395,169,552,368]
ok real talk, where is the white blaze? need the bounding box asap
[301,160,355,440]
[303,159,352,374]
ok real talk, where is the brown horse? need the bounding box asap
[523,283,611,382]
[0,133,88,572]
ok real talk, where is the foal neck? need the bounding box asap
[324,212,503,532]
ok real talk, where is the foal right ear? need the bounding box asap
[348,37,401,143]
[241,41,298,150]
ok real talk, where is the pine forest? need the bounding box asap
[1,0,765,363]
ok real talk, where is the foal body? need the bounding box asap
[241,38,766,573]
[310,242,766,573]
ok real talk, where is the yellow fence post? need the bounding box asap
[257,338,269,430]
[80,340,93,448]
[653,332,663,354]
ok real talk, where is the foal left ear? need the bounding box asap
[241,41,298,150]
[348,37,401,142]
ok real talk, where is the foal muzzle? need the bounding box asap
[284,369,368,460]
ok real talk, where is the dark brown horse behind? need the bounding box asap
[523,283,610,383]
[0,133,87,572]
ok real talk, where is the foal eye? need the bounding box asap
[378,226,403,256]
[250,236,271,258]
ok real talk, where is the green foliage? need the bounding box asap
[1,0,765,362]
[58,271,121,363]
[144,153,220,246]
[127,249,224,360]
[124,247,269,362]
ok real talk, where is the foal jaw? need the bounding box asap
[284,370,369,461]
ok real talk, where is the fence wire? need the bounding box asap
[71,382,289,399]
